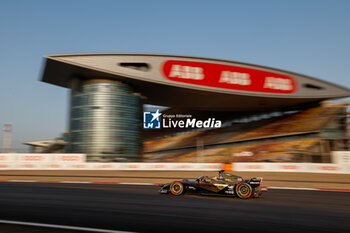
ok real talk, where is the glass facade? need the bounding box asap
[66,79,140,162]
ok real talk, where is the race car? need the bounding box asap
[159,170,267,198]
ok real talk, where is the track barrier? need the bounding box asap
[0,153,349,173]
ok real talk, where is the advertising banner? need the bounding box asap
[233,162,350,174]
[163,60,297,94]
[54,154,86,163]
[331,151,350,164]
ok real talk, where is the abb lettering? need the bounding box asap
[280,165,298,170]
[163,60,296,94]
[246,165,262,169]
[21,164,35,168]
[178,165,192,169]
[318,166,339,171]
[60,156,80,161]
[169,65,204,80]
[205,165,221,169]
[264,77,293,91]
[99,164,113,168]
[220,71,251,86]
[23,156,43,161]
[72,164,86,168]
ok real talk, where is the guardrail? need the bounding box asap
[0,162,222,171]
[0,153,349,173]
[0,153,222,171]
[0,153,86,163]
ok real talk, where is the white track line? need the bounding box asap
[0,220,134,233]
[268,186,319,191]
[60,181,92,184]
[118,182,155,185]
[8,180,36,183]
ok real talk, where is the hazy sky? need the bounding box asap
[0,0,349,151]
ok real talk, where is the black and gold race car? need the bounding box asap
[159,170,267,198]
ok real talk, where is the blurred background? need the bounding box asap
[0,1,349,232]
[1,0,350,155]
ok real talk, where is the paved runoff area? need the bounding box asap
[0,170,349,190]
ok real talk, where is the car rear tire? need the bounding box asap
[170,181,184,196]
[235,183,253,199]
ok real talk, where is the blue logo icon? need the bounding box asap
[143,109,161,129]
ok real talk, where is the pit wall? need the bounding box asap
[0,153,349,173]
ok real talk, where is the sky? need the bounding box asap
[0,0,349,152]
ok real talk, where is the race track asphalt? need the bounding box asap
[0,182,348,233]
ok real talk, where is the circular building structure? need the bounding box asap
[41,54,350,161]
[68,79,140,161]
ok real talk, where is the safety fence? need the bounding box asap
[0,153,349,173]
[0,153,221,171]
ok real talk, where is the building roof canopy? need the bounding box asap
[41,54,350,112]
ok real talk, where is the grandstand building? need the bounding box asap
[41,54,350,162]
[144,102,349,163]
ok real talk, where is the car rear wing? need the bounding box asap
[247,177,263,186]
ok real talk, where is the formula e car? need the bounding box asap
[159,170,267,198]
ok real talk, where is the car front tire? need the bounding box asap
[170,181,184,196]
[235,183,253,199]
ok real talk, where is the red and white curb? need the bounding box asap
[0,180,349,192]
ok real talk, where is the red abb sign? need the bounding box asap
[162,60,297,94]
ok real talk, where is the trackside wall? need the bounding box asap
[0,153,349,173]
